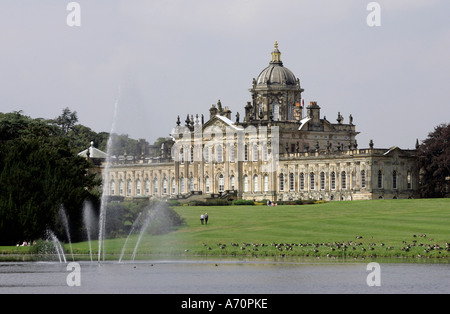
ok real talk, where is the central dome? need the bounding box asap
[256,41,297,86]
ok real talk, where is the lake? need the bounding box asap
[1,258,449,294]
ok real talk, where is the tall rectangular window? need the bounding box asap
[229,145,235,162]
[219,174,224,192]
[378,170,383,189]
[300,173,305,190]
[253,175,258,192]
[136,180,141,195]
[119,180,124,195]
[127,179,132,196]
[163,179,167,194]
[273,103,279,121]
[244,175,248,192]
[216,145,223,163]
[361,170,366,189]
[110,180,115,195]
[393,171,397,189]
[153,179,158,194]
[320,172,325,190]
[253,144,258,161]
[145,179,150,195]
[205,177,210,193]
[204,146,209,163]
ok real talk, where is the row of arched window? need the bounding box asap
[179,143,270,163]
[110,178,173,196]
[109,175,232,197]
[376,170,412,189]
[277,169,412,192]
[108,169,413,197]
[279,171,353,192]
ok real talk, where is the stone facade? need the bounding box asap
[96,42,419,202]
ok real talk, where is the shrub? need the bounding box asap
[147,204,185,235]
[167,200,181,206]
[28,239,59,255]
[232,199,255,206]
[188,200,207,206]
[206,199,231,206]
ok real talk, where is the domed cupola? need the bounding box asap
[255,41,298,86]
[247,42,304,123]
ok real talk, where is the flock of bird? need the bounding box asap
[191,234,450,259]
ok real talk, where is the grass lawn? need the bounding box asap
[3,198,450,261]
[76,198,450,261]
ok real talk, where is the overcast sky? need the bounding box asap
[1,0,449,149]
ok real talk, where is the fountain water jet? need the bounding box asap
[98,87,120,262]
[118,212,143,263]
[131,210,153,261]
[59,206,74,261]
[131,204,164,261]
[46,229,66,263]
[82,201,96,262]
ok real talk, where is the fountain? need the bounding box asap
[98,88,120,262]
[46,229,67,263]
[38,88,170,264]
[118,212,143,263]
[59,206,74,261]
[82,201,96,262]
[131,209,153,261]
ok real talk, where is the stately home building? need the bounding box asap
[90,42,419,202]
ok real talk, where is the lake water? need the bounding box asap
[1,258,449,294]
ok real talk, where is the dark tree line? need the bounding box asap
[417,123,450,198]
[0,111,100,245]
[0,108,162,245]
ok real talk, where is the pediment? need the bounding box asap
[203,115,243,132]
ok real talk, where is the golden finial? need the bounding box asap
[271,41,281,63]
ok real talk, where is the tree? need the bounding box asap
[54,107,78,135]
[417,123,450,198]
[67,124,109,154]
[0,112,99,245]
